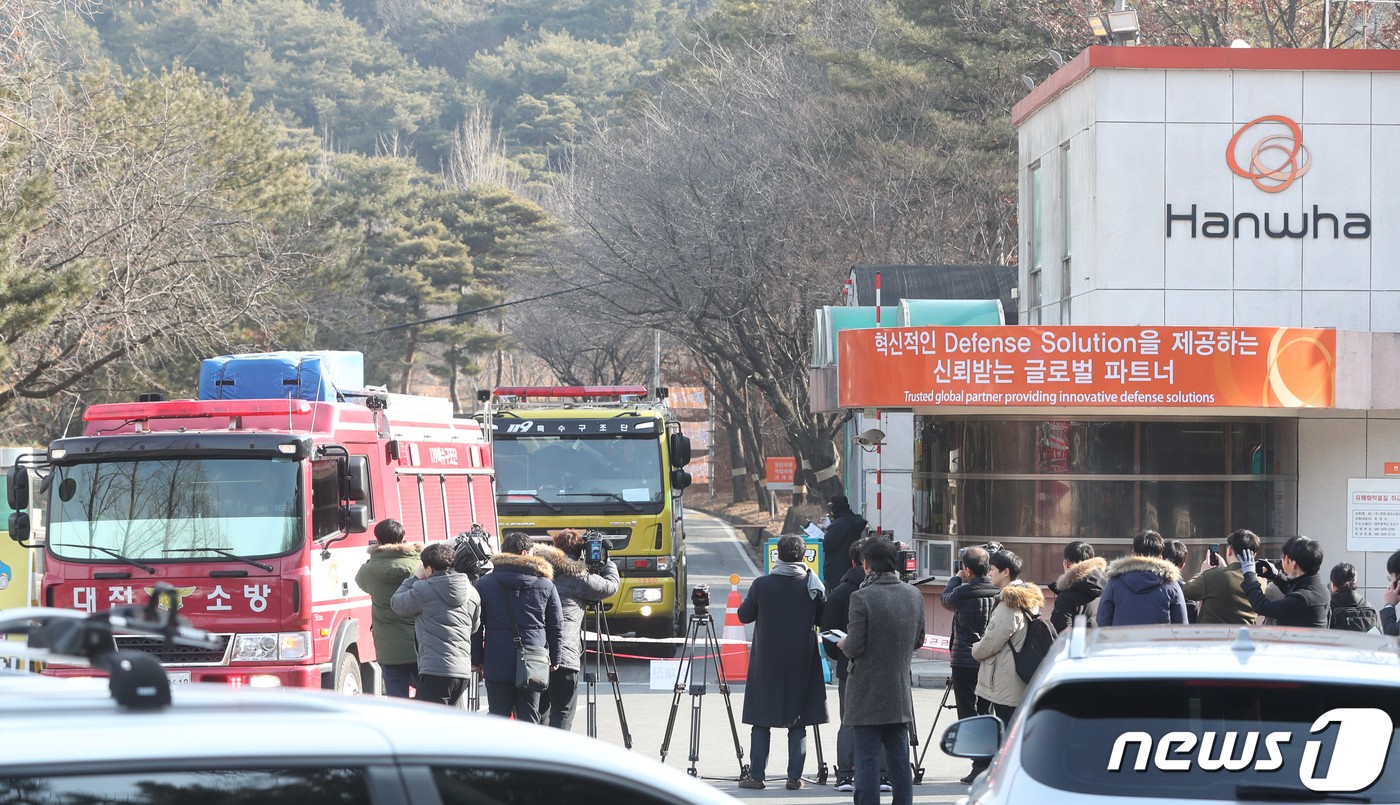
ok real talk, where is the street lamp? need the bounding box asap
[1088,5,1140,45]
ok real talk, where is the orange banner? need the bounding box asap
[838,326,1335,409]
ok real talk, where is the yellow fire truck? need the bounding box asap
[485,386,692,638]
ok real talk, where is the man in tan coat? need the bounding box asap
[971,550,1045,726]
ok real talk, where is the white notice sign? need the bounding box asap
[1346,479,1400,551]
[649,659,691,691]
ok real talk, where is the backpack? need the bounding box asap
[1330,604,1380,632]
[1009,609,1055,683]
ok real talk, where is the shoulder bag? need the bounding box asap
[498,583,550,692]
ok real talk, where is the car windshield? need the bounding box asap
[1021,679,1400,801]
[47,458,301,562]
[494,434,664,507]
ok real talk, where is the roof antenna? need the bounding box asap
[1232,627,1256,657]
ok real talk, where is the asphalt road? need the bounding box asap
[558,512,975,804]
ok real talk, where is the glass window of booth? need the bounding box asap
[912,417,1297,584]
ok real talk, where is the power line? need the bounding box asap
[370,279,615,333]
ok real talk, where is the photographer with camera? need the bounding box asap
[736,535,828,791]
[1239,536,1328,628]
[533,529,620,730]
[1182,529,1259,625]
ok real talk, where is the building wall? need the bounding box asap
[1300,413,1400,603]
[1020,63,1400,329]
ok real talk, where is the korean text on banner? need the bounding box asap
[765,457,796,491]
[838,326,1335,409]
[668,386,707,409]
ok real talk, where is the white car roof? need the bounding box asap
[1038,623,1400,691]
[0,679,737,805]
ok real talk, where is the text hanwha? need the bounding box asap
[1226,115,1311,193]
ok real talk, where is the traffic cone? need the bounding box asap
[720,573,750,680]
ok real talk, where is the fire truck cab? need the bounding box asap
[485,385,692,639]
[5,351,497,693]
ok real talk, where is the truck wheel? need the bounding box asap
[335,651,362,696]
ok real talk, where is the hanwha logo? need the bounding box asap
[1226,115,1311,193]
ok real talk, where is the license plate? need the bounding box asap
[166,671,192,684]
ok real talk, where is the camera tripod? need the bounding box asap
[910,676,956,784]
[583,601,633,748]
[658,608,748,779]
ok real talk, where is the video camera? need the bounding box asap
[582,529,610,570]
[897,541,918,584]
[452,524,494,580]
[691,585,711,617]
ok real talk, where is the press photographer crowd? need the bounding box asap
[356,495,1400,804]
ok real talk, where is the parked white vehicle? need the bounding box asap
[942,620,1400,804]
[0,602,739,805]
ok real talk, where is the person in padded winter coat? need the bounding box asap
[354,519,421,698]
[970,550,1044,726]
[533,530,620,730]
[1328,562,1380,632]
[821,494,868,590]
[472,532,564,723]
[390,542,480,706]
[1239,537,1329,628]
[820,537,867,792]
[939,544,1001,784]
[1048,540,1107,634]
[1097,530,1189,626]
[737,535,828,791]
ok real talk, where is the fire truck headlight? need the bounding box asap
[232,634,278,662]
[655,556,672,572]
[231,632,311,662]
[632,588,663,603]
[278,632,311,661]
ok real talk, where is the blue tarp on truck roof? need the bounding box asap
[198,351,365,402]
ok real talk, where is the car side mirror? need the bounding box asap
[670,468,692,496]
[341,504,369,534]
[941,715,1003,760]
[8,511,29,544]
[7,465,28,511]
[668,433,692,468]
[343,456,369,502]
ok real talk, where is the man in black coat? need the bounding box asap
[820,537,867,792]
[471,532,564,723]
[1048,540,1107,633]
[1381,549,1400,635]
[821,494,867,590]
[1239,537,1329,628]
[738,535,829,791]
[939,545,1000,784]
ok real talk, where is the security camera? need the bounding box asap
[856,428,886,448]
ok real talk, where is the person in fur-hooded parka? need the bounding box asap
[471,533,563,722]
[971,578,1045,715]
[1097,530,1189,627]
[1049,546,1108,633]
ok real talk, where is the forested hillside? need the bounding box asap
[0,0,1387,470]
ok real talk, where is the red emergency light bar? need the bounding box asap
[493,385,648,399]
[83,398,314,422]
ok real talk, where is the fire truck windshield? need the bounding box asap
[494,435,664,508]
[47,458,300,562]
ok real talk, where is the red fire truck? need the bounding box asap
[5,352,496,693]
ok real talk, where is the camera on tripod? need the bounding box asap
[691,584,711,617]
[897,541,918,584]
[452,524,494,580]
[582,529,610,571]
